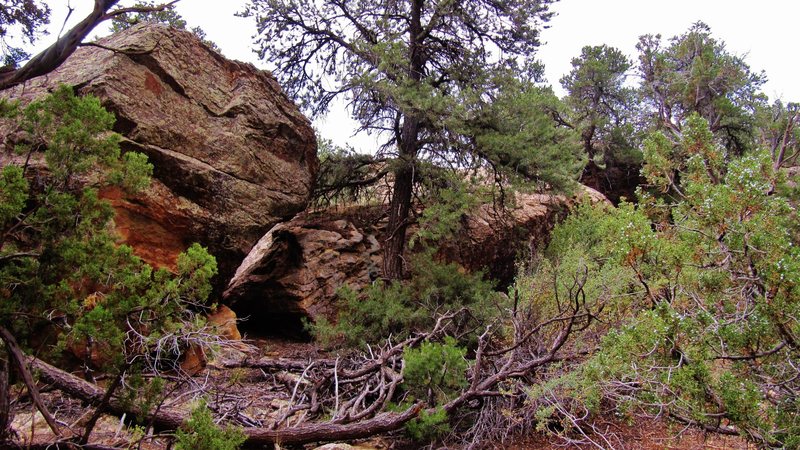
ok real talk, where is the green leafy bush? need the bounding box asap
[524,114,800,447]
[403,337,467,405]
[174,400,245,450]
[405,407,451,442]
[0,85,217,384]
[399,338,467,443]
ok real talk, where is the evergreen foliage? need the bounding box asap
[403,337,467,405]
[312,251,502,347]
[242,0,579,279]
[405,406,451,442]
[561,44,640,168]
[473,84,585,192]
[174,399,246,450]
[638,22,767,154]
[398,338,467,442]
[0,9,798,449]
[0,86,219,417]
[525,114,800,447]
[312,136,386,207]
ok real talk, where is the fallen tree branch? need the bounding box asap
[0,326,63,439]
[225,357,335,372]
[246,403,422,445]
[26,354,423,446]
[13,302,588,447]
[28,355,185,430]
[4,443,122,450]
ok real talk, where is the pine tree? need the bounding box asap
[242,0,581,279]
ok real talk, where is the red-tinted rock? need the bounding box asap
[2,23,318,281]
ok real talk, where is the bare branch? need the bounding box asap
[0,326,63,439]
[0,1,180,90]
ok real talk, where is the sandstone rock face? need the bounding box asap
[180,306,245,374]
[225,188,609,325]
[2,24,317,282]
[224,211,382,333]
[441,185,610,286]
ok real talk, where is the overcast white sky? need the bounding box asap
[36,0,800,152]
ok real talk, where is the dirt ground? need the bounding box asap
[514,419,752,449]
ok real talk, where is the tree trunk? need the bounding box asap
[0,1,179,91]
[27,356,185,430]
[383,137,417,280]
[0,1,122,91]
[0,351,9,441]
[382,0,425,280]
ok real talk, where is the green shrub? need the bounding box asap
[403,337,467,404]
[405,407,451,442]
[311,251,503,347]
[174,400,246,450]
[0,86,218,403]
[523,115,800,447]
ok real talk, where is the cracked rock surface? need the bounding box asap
[224,211,383,328]
[2,24,318,283]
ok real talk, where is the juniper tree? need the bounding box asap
[523,114,800,447]
[558,45,641,200]
[0,86,218,443]
[560,45,636,164]
[637,22,766,154]
[755,99,799,169]
[242,0,581,279]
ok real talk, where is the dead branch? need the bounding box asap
[0,326,62,439]
[0,1,180,91]
[29,354,185,430]
[11,298,593,447]
[246,403,423,445]
[225,357,335,372]
[25,353,424,445]
[79,363,130,445]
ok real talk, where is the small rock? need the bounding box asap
[180,344,207,375]
[208,305,241,340]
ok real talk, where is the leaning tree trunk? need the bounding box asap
[0,0,121,90]
[0,1,178,91]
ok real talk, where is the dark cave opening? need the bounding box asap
[229,303,313,342]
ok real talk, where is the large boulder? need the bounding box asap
[440,186,609,286]
[224,210,383,335]
[224,187,609,327]
[1,24,317,284]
